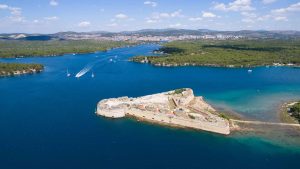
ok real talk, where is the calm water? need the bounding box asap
[1,44,300,169]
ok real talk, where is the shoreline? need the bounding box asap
[0,69,43,77]
[130,59,300,69]
[278,100,300,124]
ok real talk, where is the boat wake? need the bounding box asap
[75,64,94,78]
[75,55,117,78]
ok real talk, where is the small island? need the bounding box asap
[0,62,44,77]
[96,88,230,135]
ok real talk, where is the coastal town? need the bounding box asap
[96,88,230,135]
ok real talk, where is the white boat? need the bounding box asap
[248,69,253,73]
[67,69,71,77]
[109,58,113,62]
[91,72,95,78]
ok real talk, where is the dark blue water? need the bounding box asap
[1,44,300,169]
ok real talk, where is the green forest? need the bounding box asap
[0,40,135,58]
[0,62,44,76]
[131,39,300,67]
[289,102,300,123]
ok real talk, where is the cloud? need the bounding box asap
[44,16,59,21]
[107,23,118,27]
[0,4,9,9]
[169,23,182,28]
[151,9,184,20]
[274,16,288,21]
[272,2,300,14]
[262,0,277,4]
[146,19,158,23]
[78,21,91,27]
[0,4,25,22]
[115,13,128,19]
[189,17,202,21]
[144,1,157,7]
[242,18,255,23]
[50,0,58,6]
[145,9,184,25]
[213,0,255,12]
[202,11,217,18]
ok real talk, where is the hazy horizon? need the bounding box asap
[2,28,300,35]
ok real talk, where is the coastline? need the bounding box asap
[0,63,44,78]
[0,69,43,77]
[278,101,300,124]
[130,58,300,68]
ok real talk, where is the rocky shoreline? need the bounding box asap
[0,69,43,77]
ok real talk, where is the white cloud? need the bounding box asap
[144,1,157,7]
[189,17,202,21]
[150,9,184,20]
[213,0,255,12]
[272,2,300,14]
[115,13,128,19]
[169,23,182,28]
[50,0,58,6]
[257,15,271,21]
[146,19,158,23]
[242,18,255,23]
[241,12,257,18]
[0,4,9,9]
[107,23,118,27]
[0,4,25,22]
[170,9,183,17]
[262,0,277,4]
[78,21,91,27]
[202,11,217,18]
[274,16,288,21]
[44,16,59,21]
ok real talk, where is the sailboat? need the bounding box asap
[67,69,71,77]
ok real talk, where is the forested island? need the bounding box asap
[131,39,300,67]
[0,62,44,77]
[0,40,135,58]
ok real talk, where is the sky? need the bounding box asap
[0,0,300,33]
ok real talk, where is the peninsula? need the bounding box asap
[96,88,230,135]
[131,39,300,67]
[0,62,43,77]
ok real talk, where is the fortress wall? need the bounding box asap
[126,108,230,135]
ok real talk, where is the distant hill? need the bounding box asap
[1,29,300,40]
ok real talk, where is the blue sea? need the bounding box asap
[1,44,300,169]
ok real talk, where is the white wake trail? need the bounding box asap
[75,55,117,78]
[75,64,94,78]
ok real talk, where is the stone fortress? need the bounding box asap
[96,88,230,135]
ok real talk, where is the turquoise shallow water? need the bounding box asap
[1,44,300,169]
